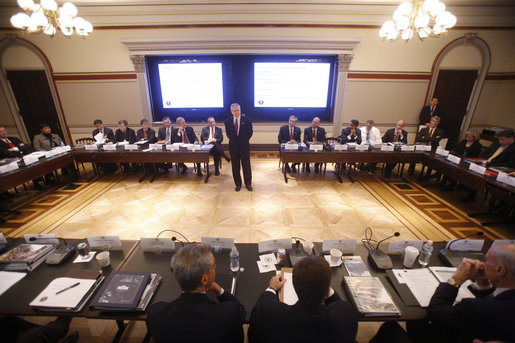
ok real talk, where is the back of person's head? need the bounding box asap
[171,243,213,292]
[293,255,332,306]
[496,129,514,139]
[491,244,515,283]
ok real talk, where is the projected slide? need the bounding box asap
[158,63,223,108]
[254,62,331,108]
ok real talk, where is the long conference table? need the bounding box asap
[0,238,463,343]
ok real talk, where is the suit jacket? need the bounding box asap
[92,127,115,142]
[33,133,63,151]
[419,104,443,125]
[248,290,358,343]
[146,292,246,343]
[278,125,301,144]
[340,127,362,144]
[0,137,30,158]
[451,139,482,158]
[224,115,253,153]
[136,128,157,143]
[303,126,327,145]
[416,127,445,148]
[157,126,174,142]
[201,126,223,144]
[382,128,408,144]
[427,284,515,343]
[172,126,198,144]
[114,128,137,144]
[489,142,515,168]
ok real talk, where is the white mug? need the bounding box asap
[96,251,110,267]
[330,248,343,263]
[403,246,419,268]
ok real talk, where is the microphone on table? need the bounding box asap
[439,231,485,267]
[28,236,76,265]
[368,232,400,270]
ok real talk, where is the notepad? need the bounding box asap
[30,277,98,309]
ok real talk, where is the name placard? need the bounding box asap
[333,144,348,151]
[322,239,356,253]
[387,240,423,254]
[415,145,427,151]
[23,155,39,165]
[258,238,292,253]
[355,144,369,151]
[87,235,122,249]
[149,144,162,151]
[124,144,138,151]
[190,145,200,152]
[165,144,176,151]
[102,144,117,151]
[284,143,299,150]
[140,238,175,252]
[201,237,235,250]
[45,150,58,158]
[401,145,415,152]
[85,144,98,151]
[309,144,323,152]
[446,154,461,164]
[468,162,486,175]
[436,147,450,156]
[381,145,394,152]
[0,232,7,244]
[491,239,515,247]
[445,239,484,251]
[0,162,19,174]
[24,234,59,244]
[496,172,515,187]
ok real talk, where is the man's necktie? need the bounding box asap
[428,128,433,138]
[183,130,189,144]
[394,131,399,142]
[234,118,238,135]
[313,128,317,142]
[211,128,215,139]
[166,128,170,142]
[6,139,15,148]
[366,131,370,145]
[430,106,434,115]
[290,128,293,140]
[144,131,148,139]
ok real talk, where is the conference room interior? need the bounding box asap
[1,1,514,342]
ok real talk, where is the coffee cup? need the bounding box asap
[403,246,419,268]
[330,248,343,263]
[96,251,110,267]
[303,241,314,255]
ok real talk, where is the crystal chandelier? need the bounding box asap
[10,0,93,38]
[380,0,456,41]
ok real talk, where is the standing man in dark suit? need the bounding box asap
[156,117,173,144]
[248,255,358,343]
[340,119,362,145]
[419,97,443,127]
[92,119,114,143]
[278,115,301,173]
[201,117,230,176]
[136,119,157,143]
[416,116,445,152]
[303,117,327,173]
[114,119,137,144]
[224,103,253,191]
[382,120,408,177]
[173,117,202,176]
[146,243,246,343]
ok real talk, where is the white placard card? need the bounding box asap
[124,144,138,151]
[284,143,299,150]
[103,144,117,151]
[309,144,323,152]
[322,239,357,253]
[0,162,19,173]
[333,144,348,151]
[401,145,415,152]
[149,144,162,151]
[381,145,394,152]
[24,234,59,244]
[491,239,515,247]
[258,238,292,253]
[468,163,486,175]
[445,239,484,251]
[388,240,424,254]
[201,237,235,250]
[23,155,39,165]
[87,235,122,249]
[436,147,450,156]
[446,154,461,164]
[85,144,98,151]
[355,144,369,151]
[165,144,177,151]
[496,172,515,187]
[0,232,7,244]
[140,238,175,252]
[415,145,427,151]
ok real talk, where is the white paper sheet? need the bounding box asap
[30,277,97,308]
[73,251,96,263]
[256,260,276,273]
[392,269,439,307]
[429,266,475,303]
[281,271,298,305]
[0,271,26,296]
[259,253,277,265]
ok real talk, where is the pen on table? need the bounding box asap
[56,282,80,295]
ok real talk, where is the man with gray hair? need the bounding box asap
[172,117,202,176]
[146,243,246,342]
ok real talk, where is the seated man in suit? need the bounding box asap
[416,116,445,152]
[200,117,230,176]
[92,119,114,143]
[114,119,137,144]
[156,117,173,144]
[173,117,202,176]
[486,129,515,169]
[382,120,408,177]
[419,97,443,127]
[278,115,301,173]
[249,255,358,343]
[0,125,30,158]
[341,119,362,145]
[146,243,246,343]
[33,123,64,151]
[136,119,157,143]
[303,117,327,173]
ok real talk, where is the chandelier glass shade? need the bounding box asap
[380,0,456,41]
[10,0,93,38]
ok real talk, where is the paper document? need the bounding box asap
[30,277,97,308]
[94,132,105,143]
[392,269,439,307]
[280,271,298,305]
[428,267,475,304]
[0,271,26,296]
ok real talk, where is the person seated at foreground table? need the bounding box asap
[136,119,157,143]
[156,117,173,144]
[415,116,445,152]
[92,119,114,142]
[146,243,246,343]
[248,255,358,343]
[201,116,231,176]
[172,117,202,176]
[370,244,515,343]
[278,115,301,173]
[33,123,64,151]
[303,117,327,173]
[382,120,408,177]
[114,119,137,144]
[341,119,362,145]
